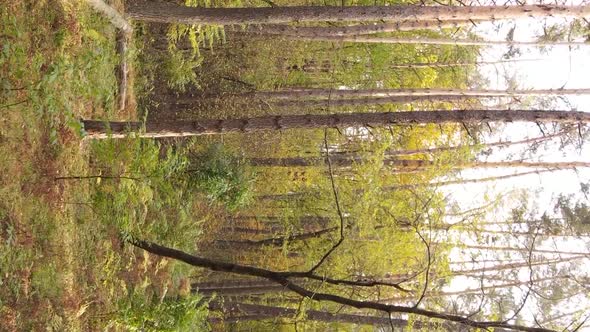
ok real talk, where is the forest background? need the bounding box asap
[2,0,590,331]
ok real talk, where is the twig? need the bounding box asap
[307,129,345,274]
[1,99,29,109]
[54,175,143,181]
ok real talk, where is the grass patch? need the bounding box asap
[0,0,123,328]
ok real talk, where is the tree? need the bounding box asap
[82,109,590,137]
[252,87,590,100]
[127,4,590,25]
[128,237,556,332]
[209,301,451,329]
[246,158,590,170]
[329,131,567,157]
[387,58,541,69]
[448,244,589,256]
[257,169,560,201]
[237,20,478,37]
[555,195,590,234]
[262,34,589,47]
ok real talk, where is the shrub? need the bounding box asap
[113,292,209,332]
[187,144,254,210]
[163,49,201,92]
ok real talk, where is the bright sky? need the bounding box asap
[431,10,590,329]
[460,13,590,210]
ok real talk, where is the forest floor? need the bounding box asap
[2,0,408,330]
[0,0,166,330]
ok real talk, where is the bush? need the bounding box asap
[88,138,253,246]
[113,291,209,332]
[164,49,201,92]
[89,136,202,248]
[188,144,254,210]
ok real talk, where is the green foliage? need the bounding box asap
[163,49,202,91]
[89,136,203,247]
[188,143,255,210]
[1,0,118,140]
[162,0,228,91]
[555,194,590,234]
[0,0,128,329]
[113,291,209,332]
[0,191,57,306]
[31,263,61,299]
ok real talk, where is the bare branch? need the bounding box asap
[128,238,558,332]
[307,129,345,274]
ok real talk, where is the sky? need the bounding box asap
[428,10,590,329]
[454,12,590,212]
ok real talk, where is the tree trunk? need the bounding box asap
[445,227,583,238]
[87,0,132,33]
[382,275,566,303]
[388,58,541,69]
[228,227,339,247]
[539,307,590,325]
[448,255,585,277]
[127,4,590,25]
[451,243,590,256]
[257,169,558,201]
[217,225,339,249]
[247,157,590,170]
[381,169,558,191]
[334,130,565,157]
[209,301,435,328]
[271,34,589,47]
[177,94,467,108]
[253,87,590,100]
[196,284,286,296]
[286,58,541,73]
[237,19,477,37]
[82,109,590,138]
[193,278,277,290]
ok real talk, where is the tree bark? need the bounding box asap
[286,58,540,72]
[237,19,478,37]
[209,301,441,328]
[193,278,277,290]
[253,87,590,100]
[87,0,132,34]
[127,4,590,25]
[450,243,589,256]
[196,285,286,296]
[388,58,541,69]
[177,94,468,108]
[445,227,583,238]
[224,226,339,247]
[247,157,590,170]
[82,109,590,138]
[217,225,339,249]
[272,34,589,47]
